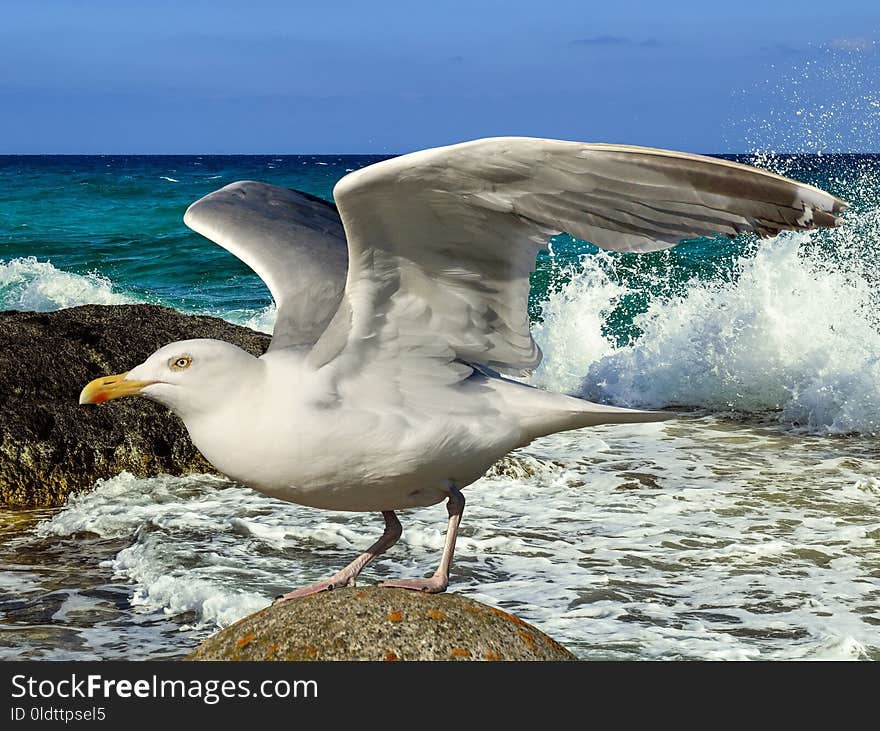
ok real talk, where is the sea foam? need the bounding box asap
[0,255,279,333]
[529,233,880,435]
[0,256,136,311]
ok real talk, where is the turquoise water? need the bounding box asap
[0,155,381,320]
[1,153,879,660]
[1,154,872,330]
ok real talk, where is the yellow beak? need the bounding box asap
[79,373,156,405]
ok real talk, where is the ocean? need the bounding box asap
[1,152,879,660]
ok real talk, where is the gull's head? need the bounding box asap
[79,339,261,419]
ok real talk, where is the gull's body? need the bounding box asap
[178,344,652,512]
[188,349,518,512]
[80,137,846,597]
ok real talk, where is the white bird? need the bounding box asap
[79,137,846,600]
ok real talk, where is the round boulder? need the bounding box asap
[188,587,576,662]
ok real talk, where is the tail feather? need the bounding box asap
[519,397,669,441]
[481,370,670,442]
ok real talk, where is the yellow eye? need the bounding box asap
[169,356,192,371]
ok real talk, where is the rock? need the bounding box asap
[484,453,564,480]
[0,304,270,507]
[188,587,577,661]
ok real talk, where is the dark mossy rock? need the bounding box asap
[0,304,269,507]
[188,587,577,662]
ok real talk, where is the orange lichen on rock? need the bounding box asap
[450,648,472,658]
[387,611,403,622]
[516,629,537,650]
[235,633,256,649]
[427,609,446,620]
[384,652,399,662]
[490,605,529,627]
[484,650,503,661]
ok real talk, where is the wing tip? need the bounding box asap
[184,180,340,232]
[183,180,258,231]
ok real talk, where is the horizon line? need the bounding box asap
[1,150,879,156]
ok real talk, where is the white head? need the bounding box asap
[79,338,262,421]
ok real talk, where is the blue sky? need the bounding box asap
[1,0,878,153]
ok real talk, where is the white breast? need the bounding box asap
[181,353,521,512]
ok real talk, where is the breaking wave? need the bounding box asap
[530,231,880,435]
[0,256,136,310]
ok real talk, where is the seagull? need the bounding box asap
[79,137,846,600]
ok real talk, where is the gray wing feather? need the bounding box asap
[313,137,846,378]
[184,181,348,350]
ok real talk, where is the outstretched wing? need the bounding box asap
[310,137,847,387]
[184,181,348,350]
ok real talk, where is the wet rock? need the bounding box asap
[485,453,564,480]
[188,587,577,661]
[0,304,269,507]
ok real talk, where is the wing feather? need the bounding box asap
[311,137,846,383]
[184,181,348,350]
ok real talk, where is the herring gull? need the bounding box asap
[79,137,846,600]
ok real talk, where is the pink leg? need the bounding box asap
[274,511,402,604]
[380,486,465,594]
